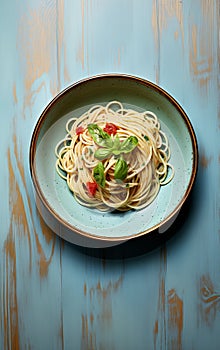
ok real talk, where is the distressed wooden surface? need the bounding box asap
[0,1,219,349]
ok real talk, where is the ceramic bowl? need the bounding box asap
[29,74,198,248]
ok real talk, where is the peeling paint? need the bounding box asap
[199,274,220,326]
[168,289,183,350]
[3,137,57,348]
[37,215,56,279]
[57,0,70,87]
[81,274,124,349]
[151,0,184,83]
[152,0,184,46]
[8,140,32,270]
[153,319,158,350]
[89,275,124,301]
[6,124,56,282]
[153,247,167,349]
[189,24,213,88]
[81,314,96,350]
[4,228,20,350]
[84,283,87,296]
[189,1,215,92]
[114,47,123,69]
[3,148,24,350]
[77,0,85,70]
[200,152,212,169]
[13,84,18,104]
[11,130,56,279]
[17,4,58,110]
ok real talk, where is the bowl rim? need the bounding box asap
[29,73,199,243]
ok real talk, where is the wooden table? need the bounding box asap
[1,1,219,349]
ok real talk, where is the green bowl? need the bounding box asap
[29,74,198,248]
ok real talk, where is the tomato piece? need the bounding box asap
[76,126,85,135]
[86,181,98,196]
[103,123,118,135]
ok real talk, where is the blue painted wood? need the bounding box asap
[0,0,219,349]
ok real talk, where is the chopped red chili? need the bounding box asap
[103,123,118,135]
[86,181,98,196]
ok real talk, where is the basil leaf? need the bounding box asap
[103,137,114,148]
[114,157,128,180]
[112,149,122,156]
[94,148,112,160]
[93,162,105,188]
[88,123,110,146]
[120,136,138,154]
[144,135,149,142]
[112,135,121,150]
[104,135,120,155]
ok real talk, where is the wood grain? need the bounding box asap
[1,0,219,349]
[199,274,220,327]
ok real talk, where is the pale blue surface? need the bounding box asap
[1,0,219,349]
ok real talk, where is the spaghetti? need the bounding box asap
[55,101,174,211]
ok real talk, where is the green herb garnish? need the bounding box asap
[94,148,112,160]
[93,162,105,188]
[88,124,112,147]
[88,124,138,184]
[119,136,139,153]
[88,124,138,160]
[114,157,128,180]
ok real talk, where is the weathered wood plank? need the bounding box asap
[1,1,64,349]
[0,0,219,349]
[157,1,220,349]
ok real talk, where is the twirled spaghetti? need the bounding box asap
[55,101,174,211]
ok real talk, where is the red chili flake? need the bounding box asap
[76,126,85,135]
[103,123,118,135]
[86,181,98,196]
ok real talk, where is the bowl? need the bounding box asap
[29,74,198,248]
